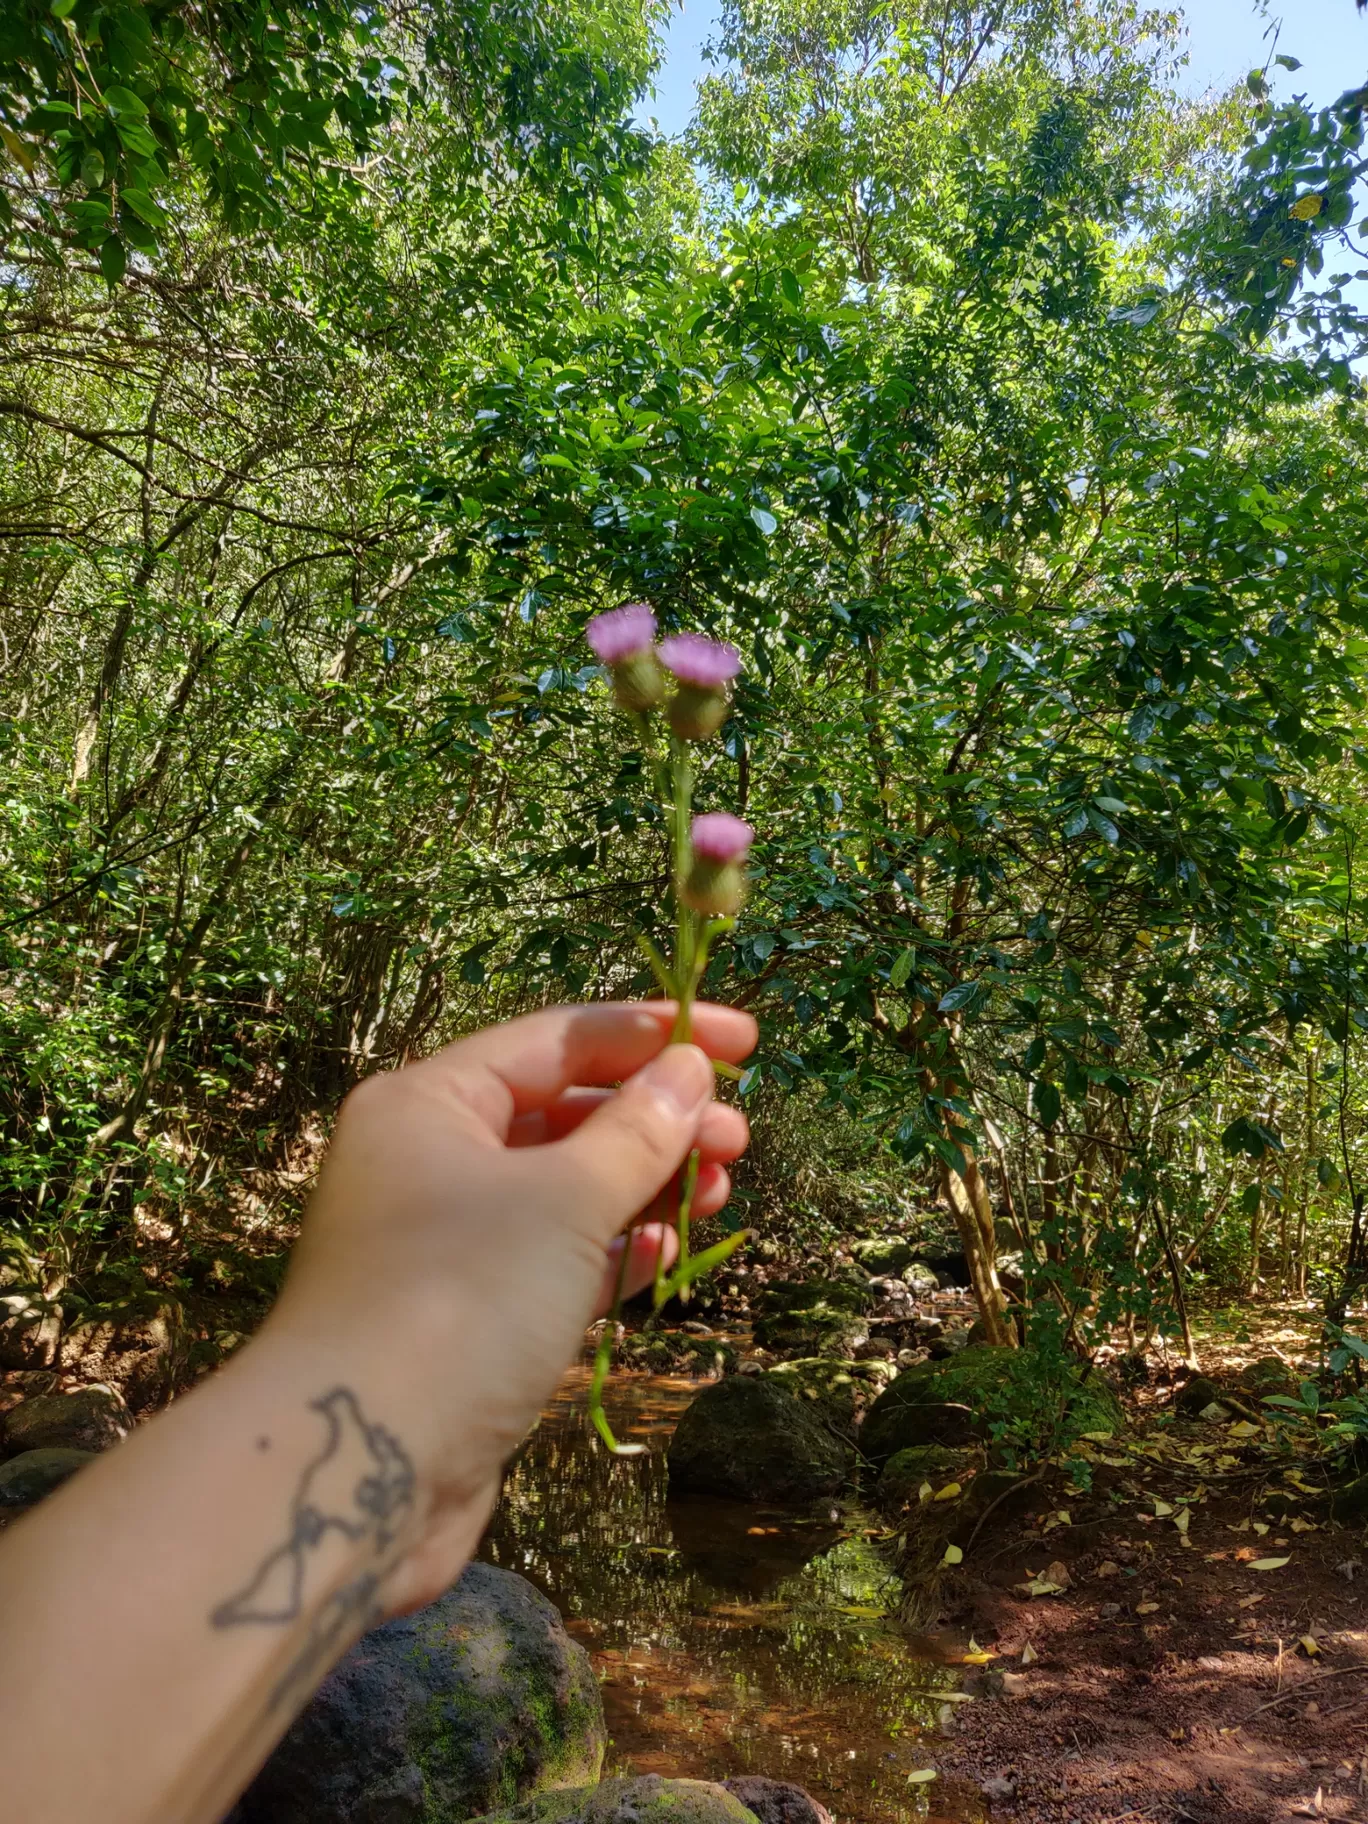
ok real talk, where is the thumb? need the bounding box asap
[553,1043,713,1241]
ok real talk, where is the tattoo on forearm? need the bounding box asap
[212,1387,416,1708]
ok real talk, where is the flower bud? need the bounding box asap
[682,812,754,916]
[586,604,665,712]
[659,633,741,741]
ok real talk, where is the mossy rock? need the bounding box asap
[237,1564,604,1822]
[752,1304,870,1359]
[758,1277,871,1317]
[667,1375,850,1501]
[620,1333,738,1377]
[0,1447,95,1508]
[1,1384,130,1457]
[1242,1356,1296,1398]
[472,1775,762,1824]
[763,1358,896,1430]
[851,1238,917,1279]
[860,1346,1123,1470]
[1175,1375,1223,1417]
[877,1444,978,1508]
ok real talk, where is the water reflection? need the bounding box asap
[479,1364,983,1824]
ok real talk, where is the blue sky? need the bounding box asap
[637,0,1368,138]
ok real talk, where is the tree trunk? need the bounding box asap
[939,1150,1015,1345]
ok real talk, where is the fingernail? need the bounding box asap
[640,1044,711,1116]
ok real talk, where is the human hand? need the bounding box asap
[267,1000,755,1609]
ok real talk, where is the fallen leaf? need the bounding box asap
[1080,1430,1115,1442]
[1237,1594,1265,1609]
[1229,1421,1261,1438]
[1291,1519,1317,1534]
[836,1605,886,1618]
[1020,1642,1038,1665]
[962,1647,997,1663]
[1252,1522,1270,1536]
[1250,1556,1291,1571]
[1229,1520,1251,1534]
[1153,1500,1175,1517]
[1136,1601,1161,1615]
[1300,1634,1321,1657]
[1175,1509,1191,1535]
[942,1542,963,1566]
[905,1769,938,1784]
[917,1481,934,1504]
[933,1482,962,1502]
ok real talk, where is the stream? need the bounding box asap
[478,1362,984,1824]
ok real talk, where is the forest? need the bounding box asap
[3,3,1368,1820]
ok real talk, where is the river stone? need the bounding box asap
[722,1778,832,1824]
[1175,1374,1222,1417]
[851,1238,917,1278]
[235,1563,604,1823]
[859,1346,1124,1469]
[667,1375,849,1501]
[763,1358,895,1430]
[1242,1356,1296,1397]
[0,1447,96,1508]
[752,1306,870,1359]
[0,1383,130,1457]
[901,1262,940,1296]
[877,1443,978,1508]
[473,1775,762,1824]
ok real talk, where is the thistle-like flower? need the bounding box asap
[659,633,741,741]
[682,811,754,916]
[587,604,665,712]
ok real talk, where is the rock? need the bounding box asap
[0,1447,96,1508]
[1242,1355,1296,1397]
[0,1384,130,1457]
[1198,1401,1232,1423]
[980,1774,1018,1803]
[722,1778,831,1824]
[851,1238,917,1278]
[901,1262,940,1296]
[859,1346,1123,1470]
[666,1376,849,1501]
[1175,1375,1222,1417]
[867,1276,916,1319]
[878,1444,977,1508]
[763,1358,894,1429]
[752,1306,870,1359]
[473,1775,761,1824]
[237,1563,604,1823]
[1329,1473,1368,1525]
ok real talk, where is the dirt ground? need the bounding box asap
[921,1305,1368,1824]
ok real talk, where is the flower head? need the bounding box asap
[587,603,658,665]
[690,812,754,864]
[659,633,741,687]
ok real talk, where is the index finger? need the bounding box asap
[408,1001,756,1134]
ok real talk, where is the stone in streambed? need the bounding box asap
[721,1778,832,1824]
[235,1563,604,1823]
[877,1443,978,1508]
[667,1375,849,1501]
[1174,1375,1223,1417]
[0,1447,96,1508]
[859,1346,1123,1470]
[1,1383,130,1456]
[473,1775,762,1824]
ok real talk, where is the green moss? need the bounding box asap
[861,1346,1124,1468]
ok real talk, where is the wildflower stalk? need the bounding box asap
[584,606,752,1452]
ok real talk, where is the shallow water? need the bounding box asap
[478,1362,983,1824]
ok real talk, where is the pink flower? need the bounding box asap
[690,813,754,863]
[587,603,657,665]
[659,633,741,686]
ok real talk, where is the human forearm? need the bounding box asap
[0,1319,487,1824]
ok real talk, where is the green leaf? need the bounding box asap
[120,189,167,230]
[103,85,150,120]
[937,980,981,1013]
[1034,1079,1061,1128]
[98,236,126,284]
[890,948,916,990]
[750,506,777,536]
